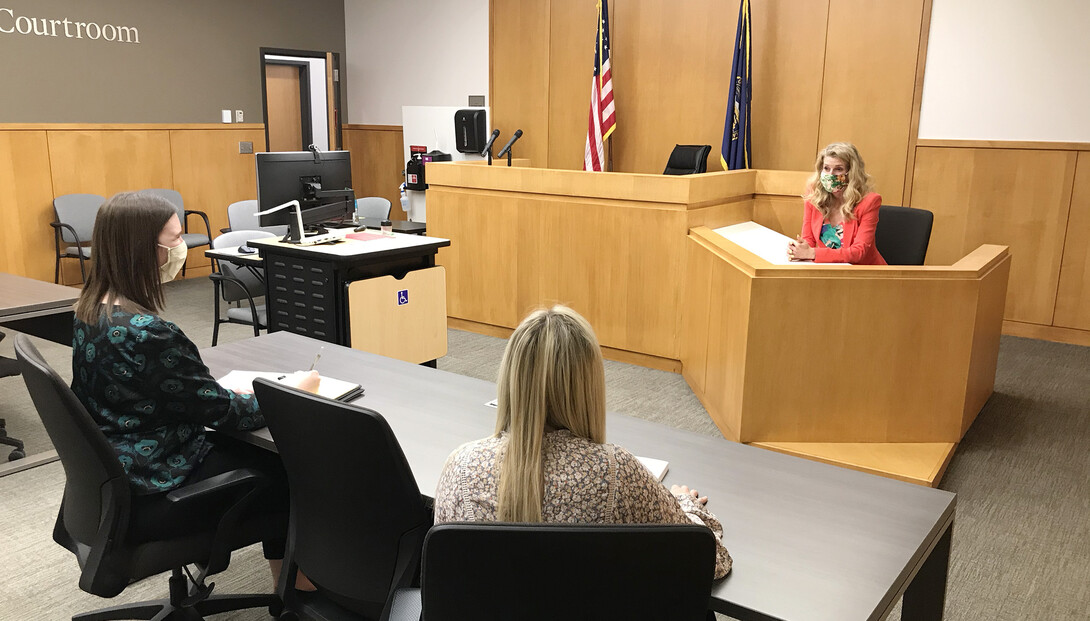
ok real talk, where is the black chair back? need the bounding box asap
[664,144,712,175]
[13,335,133,595]
[253,379,432,618]
[874,205,934,265]
[421,523,716,621]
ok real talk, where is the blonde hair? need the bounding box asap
[803,142,872,221]
[494,306,607,522]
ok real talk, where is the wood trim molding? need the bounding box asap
[902,0,933,206]
[1002,320,1090,347]
[916,139,1090,152]
[0,123,265,131]
[342,124,403,132]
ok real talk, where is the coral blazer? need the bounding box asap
[801,192,887,265]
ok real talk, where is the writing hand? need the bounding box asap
[671,484,709,506]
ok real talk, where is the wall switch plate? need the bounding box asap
[235,110,244,123]
[468,95,486,107]
[239,141,253,154]
[221,109,232,123]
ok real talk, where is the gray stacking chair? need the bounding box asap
[227,199,289,237]
[51,193,105,283]
[145,188,212,276]
[209,230,276,345]
[355,197,392,220]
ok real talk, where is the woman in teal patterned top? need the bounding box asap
[71,191,318,587]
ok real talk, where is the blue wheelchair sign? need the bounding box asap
[397,289,409,306]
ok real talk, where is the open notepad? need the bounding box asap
[217,370,364,403]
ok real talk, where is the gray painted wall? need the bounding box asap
[0,0,347,123]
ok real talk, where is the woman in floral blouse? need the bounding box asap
[434,305,732,579]
[70,191,317,586]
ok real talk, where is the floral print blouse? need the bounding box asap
[71,306,263,495]
[434,429,732,579]
[820,222,844,249]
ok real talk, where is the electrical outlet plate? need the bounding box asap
[468,95,485,107]
[239,141,253,154]
[235,110,244,123]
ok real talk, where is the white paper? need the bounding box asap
[636,455,670,482]
[217,370,362,402]
[713,221,851,266]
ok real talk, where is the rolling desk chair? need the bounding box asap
[51,193,104,284]
[0,330,25,461]
[14,335,284,621]
[663,144,712,175]
[385,523,717,621]
[146,188,213,277]
[210,230,276,346]
[355,197,392,220]
[227,199,290,237]
[253,379,432,621]
[875,205,935,265]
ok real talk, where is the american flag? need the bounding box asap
[584,0,615,172]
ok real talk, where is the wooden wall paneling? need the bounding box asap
[343,126,407,219]
[749,0,830,171]
[546,0,598,171]
[491,0,552,169]
[0,131,57,282]
[609,0,735,174]
[901,0,933,206]
[700,241,751,442]
[817,0,925,205]
[169,128,268,271]
[752,195,803,237]
[911,147,1076,325]
[1054,151,1090,329]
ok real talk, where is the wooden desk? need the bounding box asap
[683,225,1010,486]
[202,331,956,621]
[0,273,80,345]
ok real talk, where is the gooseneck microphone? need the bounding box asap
[480,129,501,157]
[496,129,523,159]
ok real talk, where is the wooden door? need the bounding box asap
[265,64,304,151]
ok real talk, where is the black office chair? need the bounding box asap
[0,330,26,461]
[210,230,276,346]
[253,379,432,621]
[384,523,717,621]
[51,193,105,284]
[874,205,934,265]
[146,188,213,277]
[14,334,285,621]
[663,144,712,175]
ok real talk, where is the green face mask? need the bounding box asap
[820,173,848,192]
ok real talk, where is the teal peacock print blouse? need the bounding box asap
[71,307,263,494]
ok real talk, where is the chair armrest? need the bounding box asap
[184,209,213,238]
[219,226,231,234]
[209,274,262,323]
[50,221,84,249]
[165,467,266,505]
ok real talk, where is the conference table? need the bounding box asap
[0,272,80,345]
[203,331,955,621]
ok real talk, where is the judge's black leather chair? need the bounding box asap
[874,205,935,265]
[14,334,285,621]
[253,379,432,621]
[384,523,717,621]
[663,144,712,175]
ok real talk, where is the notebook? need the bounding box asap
[636,456,670,482]
[217,370,364,403]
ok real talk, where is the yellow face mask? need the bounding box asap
[157,239,188,282]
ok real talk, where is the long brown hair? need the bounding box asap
[74,191,177,323]
[494,306,607,522]
[803,142,872,221]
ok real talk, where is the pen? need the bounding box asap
[308,347,324,372]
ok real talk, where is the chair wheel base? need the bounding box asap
[9,449,26,461]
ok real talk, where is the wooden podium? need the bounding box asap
[426,163,1011,486]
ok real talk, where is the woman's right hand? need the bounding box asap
[671,484,709,505]
[283,370,321,394]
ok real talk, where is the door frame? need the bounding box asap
[259,47,342,152]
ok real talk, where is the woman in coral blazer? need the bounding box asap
[788,142,887,265]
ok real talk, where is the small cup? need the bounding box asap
[381,219,394,236]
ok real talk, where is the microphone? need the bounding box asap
[308,144,321,164]
[496,129,523,158]
[480,129,501,156]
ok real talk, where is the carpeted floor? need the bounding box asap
[0,277,1087,619]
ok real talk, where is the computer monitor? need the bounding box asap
[256,151,355,228]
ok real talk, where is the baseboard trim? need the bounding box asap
[1003,320,1090,347]
[0,450,59,478]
